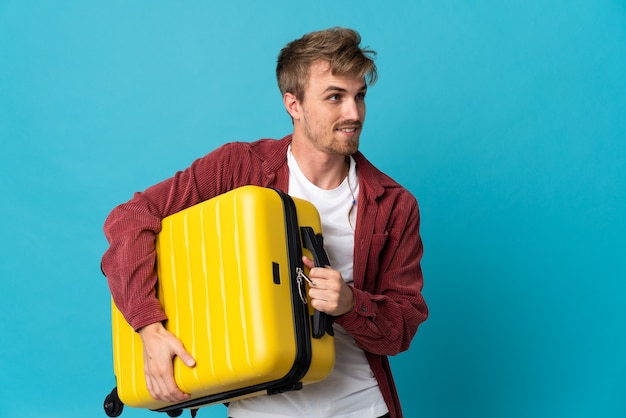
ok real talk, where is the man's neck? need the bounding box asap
[290,141,348,190]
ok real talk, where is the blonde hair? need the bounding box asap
[276,27,377,100]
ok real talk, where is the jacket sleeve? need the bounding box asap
[334,191,428,356]
[101,144,238,331]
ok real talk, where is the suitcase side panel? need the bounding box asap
[158,190,335,412]
[163,187,300,395]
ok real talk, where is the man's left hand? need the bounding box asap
[302,256,354,316]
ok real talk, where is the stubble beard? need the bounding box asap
[303,119,361,156]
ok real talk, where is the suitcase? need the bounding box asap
[103,185,336,416]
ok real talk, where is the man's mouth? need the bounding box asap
[336,124,361,133]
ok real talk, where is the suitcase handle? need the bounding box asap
[300,226,335,339]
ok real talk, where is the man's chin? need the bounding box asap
[333,137,360,156]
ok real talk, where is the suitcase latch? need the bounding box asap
[295,267,314,304]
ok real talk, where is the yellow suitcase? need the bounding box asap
[103,186,335,416]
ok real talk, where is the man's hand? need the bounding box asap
[139,322,196,402]
[302,256,354,316]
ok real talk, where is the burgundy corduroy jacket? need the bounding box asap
[102,135,428,418]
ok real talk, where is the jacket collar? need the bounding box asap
[252,134,393,201]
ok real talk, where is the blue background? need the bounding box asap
[1,1,625,417]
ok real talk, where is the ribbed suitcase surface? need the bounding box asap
[109,186,335,413]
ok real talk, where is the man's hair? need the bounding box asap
[276,27,377,100]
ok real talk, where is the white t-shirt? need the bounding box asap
[228,148,388,418]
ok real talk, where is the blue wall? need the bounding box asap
[1,1,625,417]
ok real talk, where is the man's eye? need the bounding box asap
[356,93,366,101]
[328,94,340,101]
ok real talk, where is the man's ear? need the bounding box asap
[283,92,300,120]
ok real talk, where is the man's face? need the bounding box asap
[296,61,367,156]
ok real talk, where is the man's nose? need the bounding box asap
[342,99,361,121]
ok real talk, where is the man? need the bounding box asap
[102,27,428,418]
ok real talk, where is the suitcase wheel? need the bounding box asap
[103,387,123,417]
[166,410,183,417]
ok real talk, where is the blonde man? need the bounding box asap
[103,27,428,418]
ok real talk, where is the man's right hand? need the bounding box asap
[139,322,196,402]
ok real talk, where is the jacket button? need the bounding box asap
[360,305,367,312]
